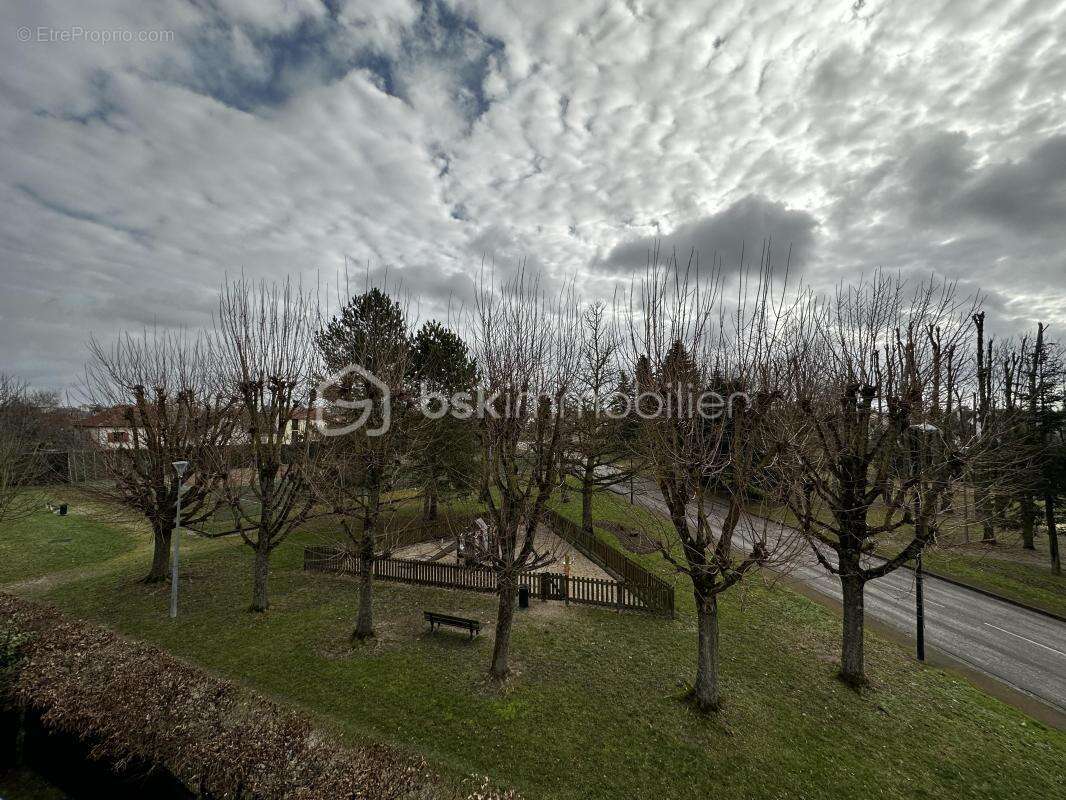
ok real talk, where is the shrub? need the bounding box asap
[0,594,511,799]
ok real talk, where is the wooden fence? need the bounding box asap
[303,546,673,616]
[541,507,675,613]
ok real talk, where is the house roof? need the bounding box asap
[288,406,326,421]
[78,406,138,428]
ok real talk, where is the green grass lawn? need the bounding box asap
[0,488,141,586]
[2,489,1065,799]
[917,545,1066,617]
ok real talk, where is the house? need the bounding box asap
[76,404,331,450]
[285,407,329,443]
[77,406,141,449]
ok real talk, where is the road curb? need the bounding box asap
[894,560,1066,625]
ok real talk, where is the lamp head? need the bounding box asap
[172,460,190,478]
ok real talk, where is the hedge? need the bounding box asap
[0,594,515,800]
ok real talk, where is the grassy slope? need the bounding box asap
[746,498,1066,618]
[918,545,1066,616]
[1,492,1064,799]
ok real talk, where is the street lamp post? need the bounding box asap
[170,460,189,619]
[915,549,926,661]
[908,422,940,663]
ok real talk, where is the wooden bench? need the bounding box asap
[424,611,481,639]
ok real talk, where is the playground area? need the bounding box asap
[305,512,676,617]
[391,522,614,581]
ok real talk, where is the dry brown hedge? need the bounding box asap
[0,593,516,800]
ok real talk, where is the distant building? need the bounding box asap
[285,407,329,443]
[76,405,332,450]
[76,406,141,449]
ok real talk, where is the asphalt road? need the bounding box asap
[614,480,1066,718]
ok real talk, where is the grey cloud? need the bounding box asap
[887,130,1066,239]
[961,135,1066,235]
[600,195,818,273]
[898,131,974,218]
[822,128,1066,340]
[335,261,478,324]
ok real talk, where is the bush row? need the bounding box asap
[0,593,514,800]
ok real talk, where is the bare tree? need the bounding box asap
[567,301,641,532]
[471,268,580,680]
[621,253,799,711]
[79,332,237,582]
[971,311,1001,543]
[1013,331,1042,551]
[214,277,320,612]
[0,373,39,525]
[1022,323,1064,574]
[769,273,1018,686]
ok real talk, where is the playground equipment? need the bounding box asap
[457,518,491,565]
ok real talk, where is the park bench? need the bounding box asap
[424,611,481,639]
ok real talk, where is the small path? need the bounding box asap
[0,535,236,598]
[0,541,154,597]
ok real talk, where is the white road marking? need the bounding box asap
[984,623,1066,658]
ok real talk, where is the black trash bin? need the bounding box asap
[518,585,529,609]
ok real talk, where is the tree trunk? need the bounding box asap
[144,523,172,583]
[581,458,595,532]
[489,577,517,679]
[422,482,438,522]
[978,491,996,543]
[994,494,1010,528]
[250,544,270,612]
[1046,493,1061,575]
[354,534,375,639]
[839,572,867,687]
[581,483,594,534]
[1020,494,1036,550]
[692,590,721,712]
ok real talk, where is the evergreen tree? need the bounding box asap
[410,321,478,520]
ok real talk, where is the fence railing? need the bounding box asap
[20,443,324,486]
[14,449,111,485]
[303,546,672,616]
[541,507,674,612]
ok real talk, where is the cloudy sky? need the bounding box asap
[3,0,1065,389]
